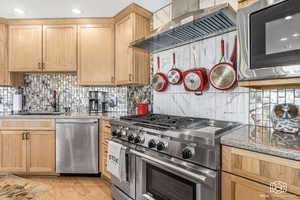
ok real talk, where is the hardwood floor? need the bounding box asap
[29,176,112,200]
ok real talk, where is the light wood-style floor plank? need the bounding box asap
[29,176,112,200]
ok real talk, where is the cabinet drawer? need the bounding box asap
[222,145,300,196]
[0,119,55,130]
[222,172,299,200]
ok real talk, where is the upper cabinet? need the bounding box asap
[9,24,77,72]
[115,4,152,86]
[78,24,115,86]
[0,21,23,86]
[238,0,257,9]
[8,25,43,72]
[43,25,77,72]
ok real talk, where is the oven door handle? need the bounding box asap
[130,149,208,184]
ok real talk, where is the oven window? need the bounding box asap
[250,0,300,69]
[146,164,196,200]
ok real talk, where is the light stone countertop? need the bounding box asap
[221,125,300,161]
[0,112,128,121]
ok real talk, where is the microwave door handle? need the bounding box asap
[130,149,208,185]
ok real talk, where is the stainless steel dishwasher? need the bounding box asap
[56,119,99,174]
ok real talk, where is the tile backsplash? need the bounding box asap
[0,74,133,114]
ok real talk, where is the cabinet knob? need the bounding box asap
[42,62,46,70]
[38,62,42,69]
[129,74,132,81]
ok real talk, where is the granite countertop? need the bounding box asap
[221,125,300,161]
[0,112,129,120]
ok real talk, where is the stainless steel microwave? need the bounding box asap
[238,0,300,81]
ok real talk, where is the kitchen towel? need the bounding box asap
[107,141,126,182]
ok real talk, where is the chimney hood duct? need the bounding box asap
[131,2,237,52]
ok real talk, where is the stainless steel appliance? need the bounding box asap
[56,119,99,174]
[110,114,242,200]
[238,0,300,81]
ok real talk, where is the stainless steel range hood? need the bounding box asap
[131,2,237,52]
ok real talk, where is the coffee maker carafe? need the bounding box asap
[89,91,99,114]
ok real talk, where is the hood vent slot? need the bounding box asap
[131,3,236,52]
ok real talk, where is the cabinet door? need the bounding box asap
[0,131,27,173]
[8,25,42,72]
[238,0,257,9]
[115,14,134,85]
[222,172,299,200]
[27,131,55,173]
[100,120,111,179]
[43,25,77,72]
[78,24,115,86]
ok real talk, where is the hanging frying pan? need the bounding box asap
[183,47,208,92]
[209,36,237,91]
[152,56,168,92]
[167,52,183,85]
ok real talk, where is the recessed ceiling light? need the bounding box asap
[14,8,24,14]
[285,16,293,20]
[293,33,299,37]
[280,37,288,41]
[72,8,82,14]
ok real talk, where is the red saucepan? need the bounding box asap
[152,56,168,92]
[167,52,183,85]
[209,36,237,90]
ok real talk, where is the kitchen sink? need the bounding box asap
[16,112,64,115]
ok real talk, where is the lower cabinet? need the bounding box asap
[100,120,112,180]
[222,172,299,200]
[0,130,55,174]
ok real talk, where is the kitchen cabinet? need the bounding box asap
[238,0,257,9]
[78,24,115,86]
[0,22,23,86]
[9,24,77,72]
[222,172,299,200]
[0,119,56,175]
[27,131,55,173]
[8,25,43,72]
[222,145,300,196]
[43,25,77,72]
[0,131,27,173]
[100,120,112,180]
[115,6,151,85]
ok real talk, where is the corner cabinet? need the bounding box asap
[78,24,115,86]
[0,21,23,86]
[115,9,151,85]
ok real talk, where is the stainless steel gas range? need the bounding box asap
[110,114,242,200]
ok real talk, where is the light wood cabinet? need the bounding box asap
[238,0,257,8]
[222,172,299,200]
[0,119,55,174]
[43,25,77,72]
[0,131,27,173]
[27,131,55,173]
[8,25,43,72]
[78,24,115,86]
[100,120,112,180]
[222,145,300,196]
[0,22,23,86]
[115,9,151,85]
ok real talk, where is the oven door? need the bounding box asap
[111,140,136,200]
[238,0,300,81]
[132,149,218,200]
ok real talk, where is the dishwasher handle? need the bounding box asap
[56,119,98,124]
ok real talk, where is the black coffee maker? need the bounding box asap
[89,91,99,114]
[88,91,108,113]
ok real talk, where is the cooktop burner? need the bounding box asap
[120,114,203,129]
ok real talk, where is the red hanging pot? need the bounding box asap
[152,56,168,92]
[183,68,208,92]
[167,52,183,85]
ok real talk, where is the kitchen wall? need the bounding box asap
[151,1,300,126]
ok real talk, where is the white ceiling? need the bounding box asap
[0,0,171,19]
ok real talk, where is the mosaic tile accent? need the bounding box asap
[249,88,300,128]
[0,74,135,114]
